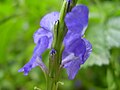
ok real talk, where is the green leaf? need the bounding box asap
[106,17,120,48]
[83,24,110,67]
[83,17,120,67]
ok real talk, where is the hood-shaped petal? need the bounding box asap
[65,5,89,36]
[33,28,53,48]
[18,36,49,75]
[40,12,59,31]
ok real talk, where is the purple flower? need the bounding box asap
[62,5,92,79]
[66,0,72,2]
[18,5,92,80]
[18,12,59,75]
[65,5,89,36]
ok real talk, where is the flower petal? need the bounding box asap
[40,12,59,31]
[63,58,81,80]
[18,55,40,75]
[63,31,79,47]
[63,35,85,79]
[18,36,49,75]
[33,28,53,48]
[62,38,92,79]
[64,33,86,57]
[63,30,92,79]
[82,38,92,64]
[65,5,89,36]
[62,53,78,67]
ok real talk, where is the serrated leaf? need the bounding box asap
[83,25,110,67]
[83,17,120,67]
[106,17,120,48]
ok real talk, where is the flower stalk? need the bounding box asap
[18,0,92,90]
[47,0,78,90]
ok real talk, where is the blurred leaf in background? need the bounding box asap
[0,0,120,90]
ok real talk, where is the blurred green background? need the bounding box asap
[0,0,120,90]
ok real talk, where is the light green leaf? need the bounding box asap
[106,17,120,48]
[83,24,110,67]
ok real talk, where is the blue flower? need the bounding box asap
[18,5,92,79]
[62,5,92,79]
[18,12,59,75]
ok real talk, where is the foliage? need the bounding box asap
[0,0,120,90]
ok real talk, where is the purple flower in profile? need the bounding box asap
[18,12,59,75]
[18,4,92,79]
[62,5,92,79]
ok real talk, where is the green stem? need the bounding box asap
[47,0,78,90]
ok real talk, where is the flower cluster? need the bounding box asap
[18,4,92,79]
